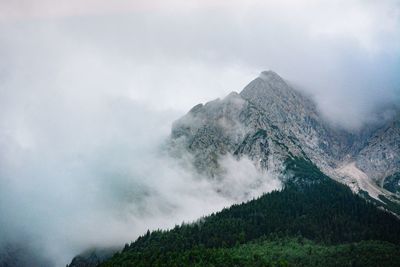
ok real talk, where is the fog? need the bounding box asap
[0,0,399,266]
[0,89,281,265]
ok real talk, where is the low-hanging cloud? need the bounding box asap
[0,25,281,263]
[0,0,399,266]
[0,91,282,265]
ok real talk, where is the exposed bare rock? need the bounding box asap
[356,114,400,183]
[170,70,400,205]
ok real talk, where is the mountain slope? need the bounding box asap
[356,114,400,184]
[240,71,352,163]
[101,239,400,267]
[98,159,400,267]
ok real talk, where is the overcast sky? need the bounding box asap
[1,0,399,123]
[0,0,399,266]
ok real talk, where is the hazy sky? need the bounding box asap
[0,0,399,266]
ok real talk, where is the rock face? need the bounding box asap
[170,71,400,203]
[356,114,400,182]
[171,76,310,179]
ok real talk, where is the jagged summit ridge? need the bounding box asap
[239,71,318,126]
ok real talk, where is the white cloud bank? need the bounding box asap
[0,92,281,265]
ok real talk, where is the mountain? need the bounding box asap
[171,71,337,179]
[69,71,400,266]
[171,70,400,208]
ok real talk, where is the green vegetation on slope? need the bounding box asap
[100,158,400,267]
[103,238,400,267]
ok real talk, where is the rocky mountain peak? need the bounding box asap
[240,71,290,101]
[259,70,284,80]
[239,71,317,122]
[170,71,400,204]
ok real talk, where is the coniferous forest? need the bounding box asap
[96,158,400,267]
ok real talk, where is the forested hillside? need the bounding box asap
[97,158,400,267]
